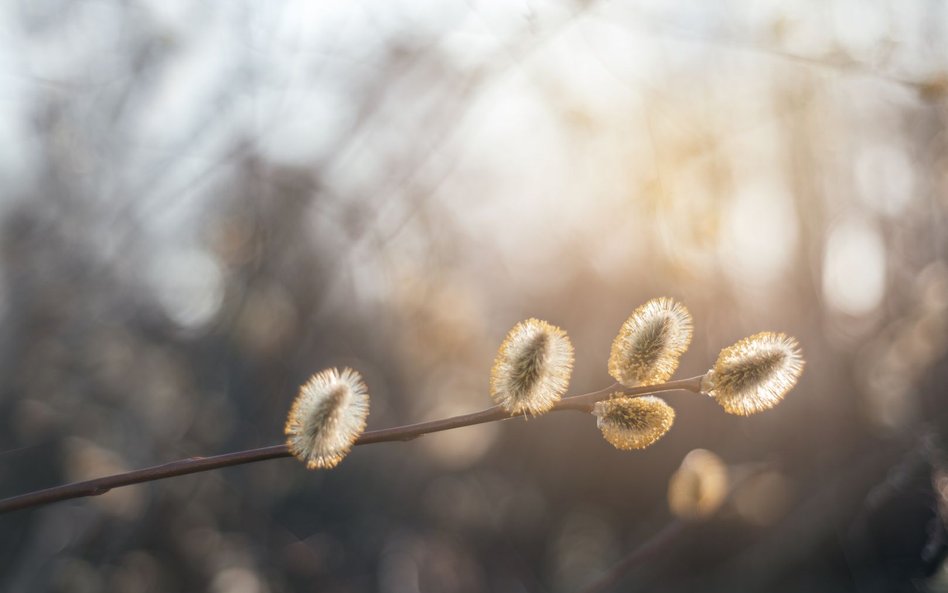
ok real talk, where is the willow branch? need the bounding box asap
[0,376,705,514]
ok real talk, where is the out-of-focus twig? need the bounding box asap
[579,520,688,593]
[577,464,768,593]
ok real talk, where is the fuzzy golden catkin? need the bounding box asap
[608,297,693,387]
[593,395,675,450]
[701,332,804,415]
[668,449,729,520]
[490,318,574,415]
[285,367,370,469]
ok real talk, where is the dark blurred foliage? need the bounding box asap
[1,1,948,592]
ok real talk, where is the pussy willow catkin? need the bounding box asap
[593,395,676,450]
[490,318,575,415]
[608,297,693,387]
[285,367,370,469]
[701,332,804,416]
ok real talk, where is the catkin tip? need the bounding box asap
[592,395,675,450]
[490,318,574,416]
[608,297,693,387]
[703,332,804,415]
[285,367,370,469]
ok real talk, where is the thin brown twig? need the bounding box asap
[576,464,768,593]
[0,376,705,515]
[579,520,688,593]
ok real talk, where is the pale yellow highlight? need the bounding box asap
[668,449,729,520]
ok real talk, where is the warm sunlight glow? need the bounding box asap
[822,217,887,316]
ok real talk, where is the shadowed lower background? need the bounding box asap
[1,1,948,591]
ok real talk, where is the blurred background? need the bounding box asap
[1,1,947,591]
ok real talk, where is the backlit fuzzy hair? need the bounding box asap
[490,318,574,416]
[593,395,675,450]
[608,298,693,387]
[701,332,804,416]
[285,367,369,469]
